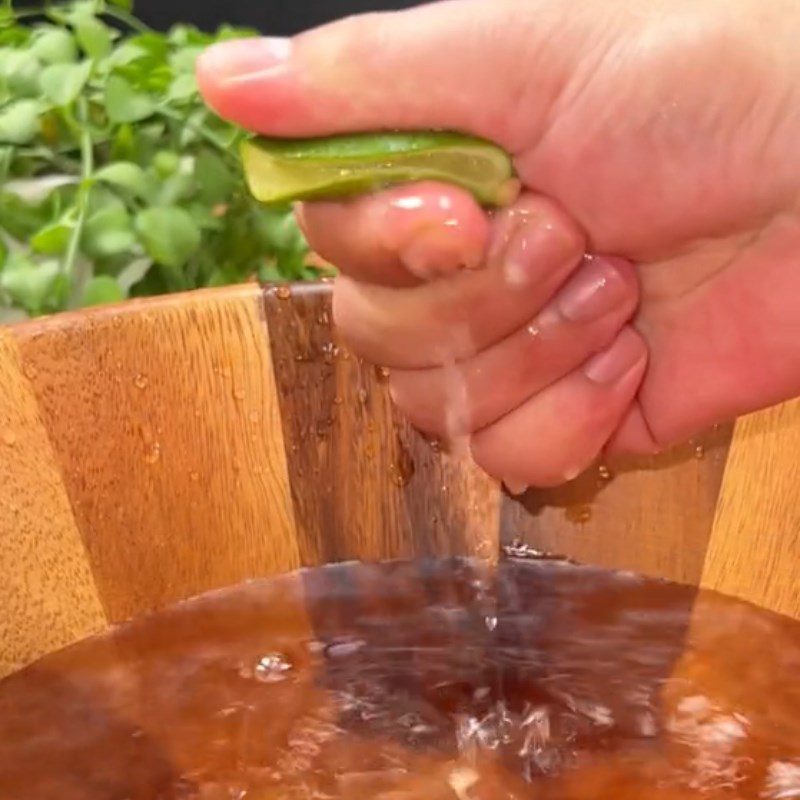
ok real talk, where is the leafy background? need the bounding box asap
[0,0,322,323]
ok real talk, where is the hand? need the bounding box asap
[197,0,800,487]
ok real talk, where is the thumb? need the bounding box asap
[196,0,565,148]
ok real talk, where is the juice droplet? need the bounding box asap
[333,396,343,406]
[233,387,246,401]
[253,653,293,683]
[275,285,292,300]
[134,374,148,390]
[389,459,415,488]
[695,444,705,460]
[2,430,17,446]
[598,464,612,481]
[189,471,200,482]
[144,442,161,464]
[357,388,368,404]
[375,365,390,381]
[111,315,123,328]
[566,505,592,524]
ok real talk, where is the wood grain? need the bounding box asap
[263,283,500,566]
[0,331,106,678]
[12,285,300,623]
[501,424,733,584]
[702,398,800,619]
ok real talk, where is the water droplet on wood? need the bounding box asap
[2,430,17,446]
[134,374,148,390]
[275,285,292,300]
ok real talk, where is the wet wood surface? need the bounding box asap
[0,281,796,676]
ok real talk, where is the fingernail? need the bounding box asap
[583,330,646,385]
[503,215,579,287]
[503,480,529,496]
[556,255,632,322]
[199,37,292,84]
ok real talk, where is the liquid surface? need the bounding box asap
[2,557,800,799]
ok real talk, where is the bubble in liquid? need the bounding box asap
[253,653,293,683]
[134,374,149,390]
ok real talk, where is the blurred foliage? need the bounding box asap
[0,0,323,321]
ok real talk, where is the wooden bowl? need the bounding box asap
[1,282,798,679]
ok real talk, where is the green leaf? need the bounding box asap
[152,149,180,177]
[0,99,41,144]
[0,234,7,268]
[168,45,203,74]
[83,206,136,258]
[116,256,152,292]
[82,274,123,306]
[166,72,197,102]
[0,255,60,315]
[0,189,51,240]
[135,206,200,268]
[74,14,113,60]
[94,161,151,199]
[0,49,41,97]
[195,149,236,204]
[31,220,72,255]
[39,60,91,106]
[108,0,134,11]
[104,74,156,123]
[31,28,78,64]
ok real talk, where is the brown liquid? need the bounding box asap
[2,557,800,800]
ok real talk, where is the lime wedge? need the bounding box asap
[240,131,518,208]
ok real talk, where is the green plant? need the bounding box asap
[0,0,322,322]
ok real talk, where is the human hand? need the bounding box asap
[197,0,800,487]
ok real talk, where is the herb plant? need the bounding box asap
[0,0,320,322]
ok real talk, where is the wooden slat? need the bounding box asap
[501,424,733,584]
[702,398,800,619]
[0,331,106,677]
[12,285,300,622]
[263,283,500,566]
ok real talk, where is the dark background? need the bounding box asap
[135,0,425,35]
